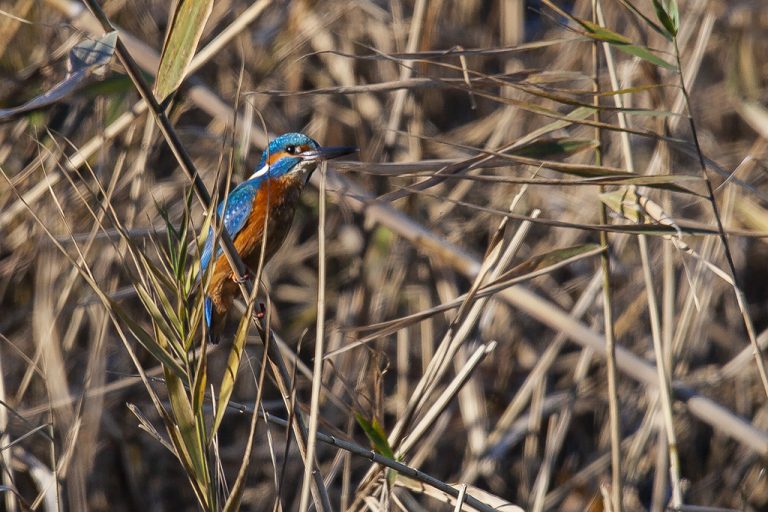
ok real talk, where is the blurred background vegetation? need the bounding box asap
[2,0,768,510]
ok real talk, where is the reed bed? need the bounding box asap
[1,1,768,510]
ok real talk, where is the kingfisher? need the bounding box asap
[199,132,355,344]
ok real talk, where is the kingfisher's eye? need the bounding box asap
[285,145,298,155]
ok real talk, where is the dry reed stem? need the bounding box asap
[591,2,623,510]
[299,165,330,511]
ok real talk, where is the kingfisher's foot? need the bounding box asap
[231,271,250,284]
[255,303,267,320]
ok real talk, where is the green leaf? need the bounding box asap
[164,367,210,506]
[154,0,214,104]
[578,19,631,44]
[372,226,394,253]
[579,19,675,69]
[667,1,680,35]
[617,1,672,41]
[163,410,209,506]
[544,0,676,70]
[356,415,397,488]
[609,39,675,70]
[595,83,670,98]
[653,0,679,38]
[543,0,675,68]
[191,347,207,416]
[510,138,597,158]
[134,282,181,350]
[82,73,134,97]
[110,299,185,377]
[355,413,396,460]
[185,297,204,352]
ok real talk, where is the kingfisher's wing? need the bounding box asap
[200,181,260,274]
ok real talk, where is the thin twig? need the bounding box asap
[672,37,768,400]
[592,3,623,510]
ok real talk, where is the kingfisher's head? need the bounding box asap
[249,132,355,183]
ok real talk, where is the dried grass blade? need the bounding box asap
[330,244,603,357]
[0,32,117,120]
[154,0,214,103]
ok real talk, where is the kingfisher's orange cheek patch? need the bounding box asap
[267,151,289,166]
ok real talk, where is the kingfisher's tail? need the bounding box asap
[204,296,225,344]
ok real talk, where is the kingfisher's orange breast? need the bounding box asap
[237,174,303,267]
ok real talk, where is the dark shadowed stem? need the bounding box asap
[80,1,331,509]
[229,409,500,512]
[591,2,622,510]
[672,38,768,399]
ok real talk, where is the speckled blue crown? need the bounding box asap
[256,133,320,171]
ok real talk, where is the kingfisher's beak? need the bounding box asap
[301,146,357,161]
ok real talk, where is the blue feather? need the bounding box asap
[204,296,213,330]
[200,178,264,274]
[204,295,221,344]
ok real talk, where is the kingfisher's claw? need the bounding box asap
[254,303,267,320]
[232,271,250,284]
